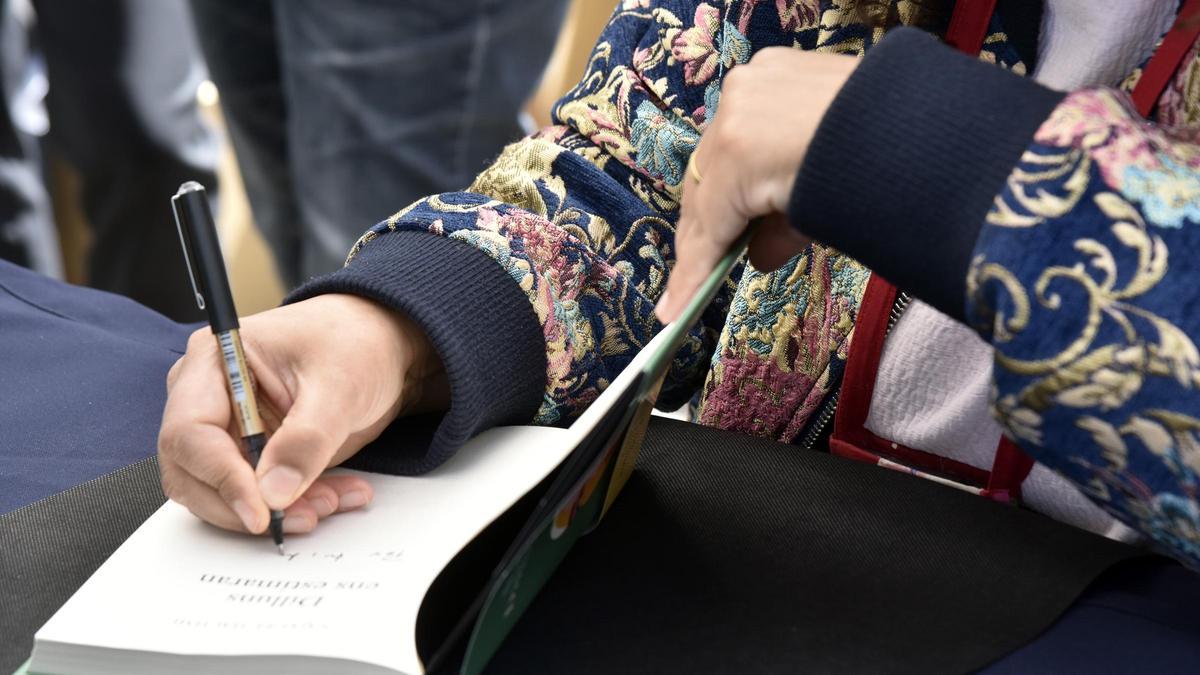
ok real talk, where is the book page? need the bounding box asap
[32,426,573,675]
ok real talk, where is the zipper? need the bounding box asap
[887,291,912,333]
[797,290,911,450]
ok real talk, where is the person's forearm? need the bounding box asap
[788,28,1200,566]
[285,7,764,472]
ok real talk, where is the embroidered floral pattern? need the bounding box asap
[1158,39,1200,128]
[775,0,819,33]
[342,1,1200,567]
[671,3,722,85]
[1122,157,1200,228]
[631,100,701,186]
[971,86,1200,566]
[347,0,1029,447]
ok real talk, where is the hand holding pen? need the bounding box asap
[172,182,286,552]
[159,182,444,543]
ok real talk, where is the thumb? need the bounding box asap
[256,386,353,511]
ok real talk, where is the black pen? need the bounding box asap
[171,181,285,554]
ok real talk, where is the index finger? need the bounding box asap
[158,336,270,532]
[656,139,747,323]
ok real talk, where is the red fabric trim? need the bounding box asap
[830,275,992,488]
[827,0,1008,495]
[943,0,999,57]
[1131,0,1200,118]
[982,437,1037,504]
[830,273,896,452]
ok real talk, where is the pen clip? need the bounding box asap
[171,184,207,312]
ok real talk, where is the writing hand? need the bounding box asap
[655,49,858,323]
[158,294,447,535]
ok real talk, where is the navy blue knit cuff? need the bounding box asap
[286,231,546,474]
[788,26,1064,321]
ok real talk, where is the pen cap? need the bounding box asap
[172,182,239,332]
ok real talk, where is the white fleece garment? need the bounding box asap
[863,0,1177,543]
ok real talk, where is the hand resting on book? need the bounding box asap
[158,293,448,537]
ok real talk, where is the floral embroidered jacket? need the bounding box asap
[292,1,1200,567]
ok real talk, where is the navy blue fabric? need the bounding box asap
[0,259,191,513]
[982,559,1200,672]
[287,230,546,476]
[789,27,1064,321]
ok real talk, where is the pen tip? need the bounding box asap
[277,544,286,556]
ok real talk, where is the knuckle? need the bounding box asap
[157,422,183,456]
[717,123,749,154]
[751,46,787,64]
[185,328,211,351]
[706,118,732,146]
[165,356,185,389]
[196,454,240,497]
[283,422,338,459]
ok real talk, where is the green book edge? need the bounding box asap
[459,230,752,674]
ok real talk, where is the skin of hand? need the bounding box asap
[158,293,448,536]
[654,48,859,323]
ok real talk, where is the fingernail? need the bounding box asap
[282,514,314,533]
[339,491,368,510]
[232,499,260,532]
[259,466,304,508]
[308,495,336,518]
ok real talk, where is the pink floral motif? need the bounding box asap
[1033,88,1200,192]
[671,3,722,86]
[472,207,619,402]
[776,0,819,32]
[698,351,826,442]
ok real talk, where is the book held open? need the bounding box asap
[21,237,749,675]
[30,426,573,675]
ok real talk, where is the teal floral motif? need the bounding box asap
[702,17,751,123]
[1150,492,1200,560]
[703,79,721,123]
[1121,156,1200,228]
[630,100,700,186]
[727,259,812,356]
[720,20,751,68]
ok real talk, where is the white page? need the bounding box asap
[32,425,573,675]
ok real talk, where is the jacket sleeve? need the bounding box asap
[790,27,1200,565]
[286,4,743,474]
[968,87,1200,566]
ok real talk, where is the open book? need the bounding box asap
[20,239,748,675]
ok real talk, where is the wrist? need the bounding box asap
[325,294,448,417]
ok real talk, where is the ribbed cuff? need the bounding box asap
[287,230,546,474]
[788,27,1064,321]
